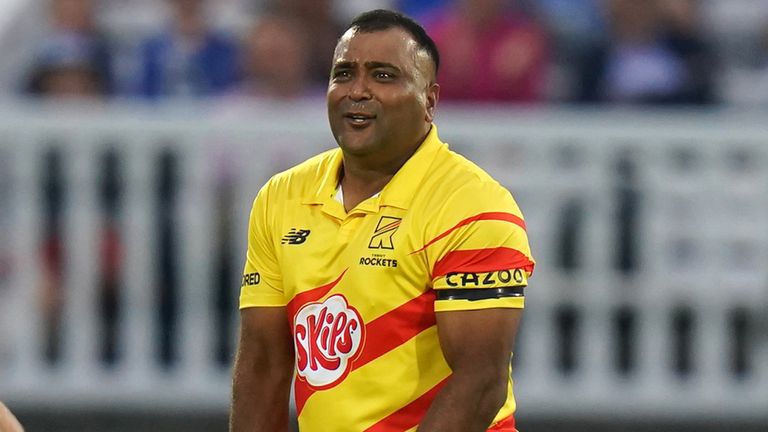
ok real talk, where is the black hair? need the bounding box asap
[347,9,440,75]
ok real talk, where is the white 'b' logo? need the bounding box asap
[293,295,365,388]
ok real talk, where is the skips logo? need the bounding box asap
[293,294,365,388]
[368,216,401,249]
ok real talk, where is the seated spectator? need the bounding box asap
[265,0,344,86]
[658,0,717,104]
[25,34,108,98]
[534,0,605,59]
[137,0,238,99]
[426,0,550,102]
[396,0,449,22]
[23,0,113,96]
[535,0,604,42]
[574,0,716,105]
[232,13,318,100]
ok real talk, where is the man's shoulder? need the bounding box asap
[432,146,506,194]
[415,146,518,218]
[265,148,339,195]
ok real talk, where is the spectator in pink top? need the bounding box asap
[426,0,550,102]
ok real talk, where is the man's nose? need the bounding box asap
[348,75,372,101]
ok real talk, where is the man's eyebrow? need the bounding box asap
[331,60,355,70]
[364,61,401,72]
[332,60,402,72]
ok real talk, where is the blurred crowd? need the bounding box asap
[1,0,765,372]
[15,0,768,106]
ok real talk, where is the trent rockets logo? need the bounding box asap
[293,295,365,389]
[368,216,401,249]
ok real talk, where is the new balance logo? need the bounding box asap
[282,229,311,245]
[368,216,401,249]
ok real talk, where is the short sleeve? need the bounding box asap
[425,181,535,312]
[239,182,285,308]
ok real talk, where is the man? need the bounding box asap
[231,9,534,432]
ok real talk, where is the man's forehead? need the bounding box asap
[333,27,419,62]
[332,27,435,80]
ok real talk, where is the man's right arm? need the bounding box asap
[230,306,294,432]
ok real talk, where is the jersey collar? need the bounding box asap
[305,124,444,214]
[377,124,443,210]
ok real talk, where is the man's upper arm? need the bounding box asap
[240,182,285,308]
[238,306,294,368]
[234,181,293,381]
[427,181,534,313]
[436,308,522,374]
[427,181,532,371]
[231,306,294,432]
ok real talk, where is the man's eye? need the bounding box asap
[333,70,351,80]
[375,71,394,80]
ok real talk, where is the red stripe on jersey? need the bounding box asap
[363,377,449,432]
[286,270,347,317]
[355,290,436,367]
[294,290,437,415]
[432,247,534,278]
[489,414,516,431]
[411,212,526,255]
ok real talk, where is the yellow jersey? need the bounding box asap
[240,125,534,431]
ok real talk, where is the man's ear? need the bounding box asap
[425,83,440,123]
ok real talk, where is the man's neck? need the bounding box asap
[338,127,431,212]
[338,163,395,212]
[340,140,420,211]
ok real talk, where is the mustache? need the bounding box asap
[341,101,377,113]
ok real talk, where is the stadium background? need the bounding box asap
[0,1,767,431]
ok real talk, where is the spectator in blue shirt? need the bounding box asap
[25,0,113,97]
[137,0,238,99]
[574,0,715,105]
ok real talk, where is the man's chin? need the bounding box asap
[336,135,378,157]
